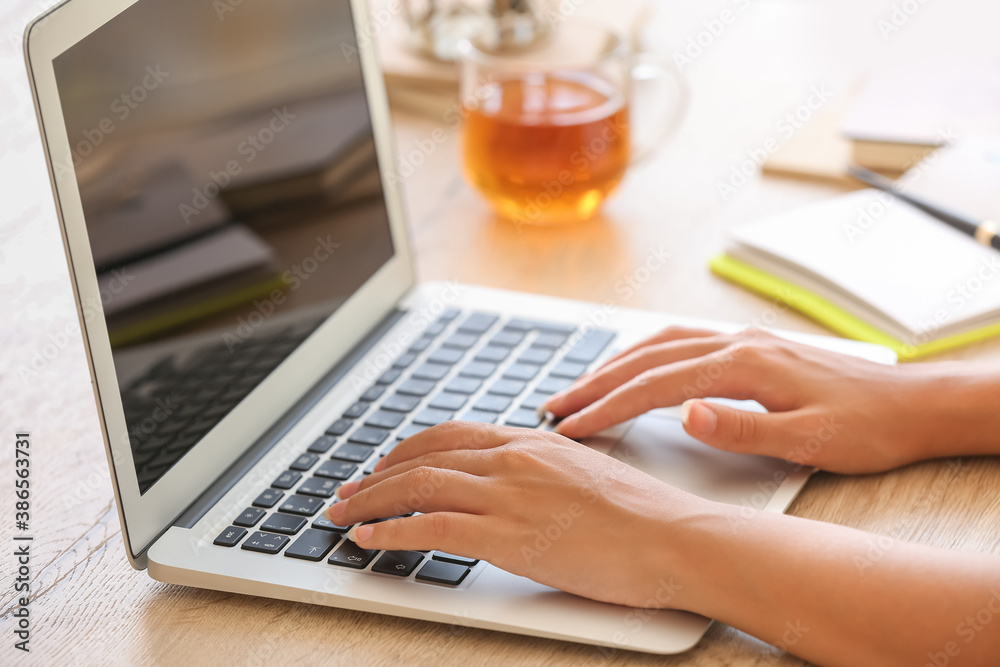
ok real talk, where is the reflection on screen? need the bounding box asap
[53,0,395,493]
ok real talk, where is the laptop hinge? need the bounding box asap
[164,307,407,534]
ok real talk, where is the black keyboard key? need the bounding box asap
[433,552,480,566]
[474,346,510,363]
[241,531,289,554]
[460,410,497,424]
[413,408,454,426]
[417,560,471,586]
[307,435,337,454]
[348,426,390,446]
[290,453,319,472]
[408,335,434,353]
[425,321,447,336]
[521,392,549,410]
[518,347,554,365]
[372,550,424,576]
[506,409,543,428]
[473,395,511,413]
[233,507,266,528]
[427,347,464,365]
[457,312,499,334]
[439,307,461,321]
[490,330,524,347]
[382,393,421,413]
[315,460,357,480]
[444,377,481,394]
[459,361,496,379]
[393,352,418,369]
[550,361,587,379]
[533,333,569,348]
[325,419,353,436]
[261,512,307,535]
[564,329,616,363]
[278,494,325,516]
[343,401,370,419]
[285,528,341,561]
[506,318,576,334]
[328,540,379,568]
[364,458,379,475]
[272,470,302,489]
[442,333,478,349]
[488,379,526,396]
[214,526,247,547]
[312,516,351,532]
[536,376,573,394]
[253,488,284,508]
[428,392,467,411]
[396,423,428,440]
[331,443,376,463]
[398,379,435,397]
[365,410,405,430]
[377,368,403,385]
[411,363,450,381]
[297,477,340,498]
[361,385,386,402]
[380,439,401,457]
[503,364,539,381]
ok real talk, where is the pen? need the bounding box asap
[847,164,1000,252]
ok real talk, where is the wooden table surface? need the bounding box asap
[3,0,1000,664]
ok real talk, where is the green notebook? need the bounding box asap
[714,188,1000,361]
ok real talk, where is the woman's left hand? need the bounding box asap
[327,421,704,608]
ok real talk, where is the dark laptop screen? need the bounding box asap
[52,0,395,493]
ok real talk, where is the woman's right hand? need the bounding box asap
[545,327,982,474]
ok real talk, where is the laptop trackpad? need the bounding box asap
[589,406,803,507]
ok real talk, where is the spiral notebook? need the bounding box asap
[713,138,1000,360]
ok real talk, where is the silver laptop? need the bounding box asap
[25,0,896,654]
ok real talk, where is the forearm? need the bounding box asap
[905,361,1000,460]
[661,503,1000,666]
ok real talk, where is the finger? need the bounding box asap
[545,336,734,417]
[554,351,756,439]
[681,399,802,457]
[347,512,496,559]
[593,326,722,371]
[375,421,518,473]
[327,466,490,526]
[338,448,495,500]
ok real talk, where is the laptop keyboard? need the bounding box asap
[212,309,615,587]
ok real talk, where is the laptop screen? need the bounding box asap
[52,0,395,493]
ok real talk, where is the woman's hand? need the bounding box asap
[545,327,973,474]
[327,422,707,608]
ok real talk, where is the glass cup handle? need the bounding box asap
[628,53,691,164]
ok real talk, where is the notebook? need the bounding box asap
[713,137,1000,360]
[841,61,1000,173]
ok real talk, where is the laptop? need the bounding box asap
[24,0,897,655]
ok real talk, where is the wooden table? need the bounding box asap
[3,0,999,664]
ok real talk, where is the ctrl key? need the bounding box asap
[213,526,247,547]
[240,531,290,555]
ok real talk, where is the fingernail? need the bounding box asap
[553,417,573,436]
[335,480,360,500]
[347,524,374,544]
[373,457,388,473]
[682,400,717,435]
[326,500,347,519]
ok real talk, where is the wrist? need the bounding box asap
[899,362,1000,461]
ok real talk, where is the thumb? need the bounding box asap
[681,399,773,453]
